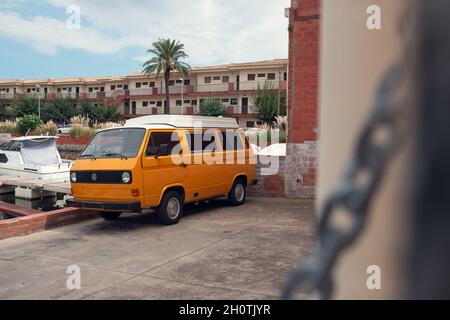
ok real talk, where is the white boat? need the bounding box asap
[0,136,72,180]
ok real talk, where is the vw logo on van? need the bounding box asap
[91,173,98,182]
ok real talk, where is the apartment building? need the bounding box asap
[0,59,288,128]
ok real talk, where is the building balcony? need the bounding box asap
[0,93,14,100]
[127,80,287,97]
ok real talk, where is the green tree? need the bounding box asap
[76,99,120,123]
[101,100,121,122]
[12,97,39,118]
[0,101,10,121]
[17,114,42,135]
[41,97,77,123]
[251,82,287,124]
[199,99,227,117]
[142,39,190,114]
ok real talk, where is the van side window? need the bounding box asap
[146,131,180,156]
[186,132,217,153]
[220,131,244,151]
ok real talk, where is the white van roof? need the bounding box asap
[124,115,239,129]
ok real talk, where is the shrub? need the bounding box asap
[33,120,58,136]
[0,120,19,134]
[17,114,42,135]
[199,99,227,117]
[70,115,90,126]
[69,125,95,138]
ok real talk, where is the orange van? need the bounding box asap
[67,115,257,225]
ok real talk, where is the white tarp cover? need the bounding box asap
[20,139,59,165]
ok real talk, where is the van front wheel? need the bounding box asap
[157,191,183,225]
[101,212,122,220]
[228,179,246,206]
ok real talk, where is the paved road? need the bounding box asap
[0,197,315,300]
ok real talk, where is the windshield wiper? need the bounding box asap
[101,153,128,160]
[80,154,96,159]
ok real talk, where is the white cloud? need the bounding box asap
[0,0,291,65]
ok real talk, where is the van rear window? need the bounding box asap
[186,132,217,153]
[220,131,244,151]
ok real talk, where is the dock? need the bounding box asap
[0,175,71,198]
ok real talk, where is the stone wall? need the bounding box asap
[248,157,286,198]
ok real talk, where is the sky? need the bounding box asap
[0,0,291,79]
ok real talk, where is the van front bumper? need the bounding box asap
[67,199,141,213]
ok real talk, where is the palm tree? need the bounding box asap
[142,39,190,114]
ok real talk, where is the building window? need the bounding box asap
[191,100,198,106]
[222,98,229,103]
[267,73,276,80]
[27,88,31,93]
[117,85,123,88]
[176,79,183,84]
[136,83,142,88]
[199,99,205,105]
[150,82,155,87]
[213,76,221,81]
[63,88,67,91]
[68,88,72,92]
[204,77,212,84]
[111,85,116,91]
[184,79,190,86]
[184,100,190,104]
[248,74,256,81]
[157,101,162,107]
[168,80,175,86]
[222,76,229,83]
[142,82,148,86]
[247,121,255,128]
[257,73,266,78]
[284,72,288,81]
[150,101,156,105]
[94,87,99,91]
[89,87,93,92]
[143,101,149,107]
[124,85,129,90]
[57,88,61,93]
[176,100,182,106]
[100,87,105,92]
[230,98,238,105]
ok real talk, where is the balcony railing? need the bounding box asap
[126,80,286,96]
[0,93,14,99]
[105,89,126,98]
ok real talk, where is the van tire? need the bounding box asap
[228,179,247,206]
[101,212,122,220]
[157,191,183,225]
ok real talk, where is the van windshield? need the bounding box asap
[80,128,146,159]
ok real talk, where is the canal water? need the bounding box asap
[0,193,64,214]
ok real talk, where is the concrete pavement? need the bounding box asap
[0,197,315,300]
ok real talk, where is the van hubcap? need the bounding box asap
[167,198,180,219]
[235,183,245,202]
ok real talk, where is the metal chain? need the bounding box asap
[281,64,407,300]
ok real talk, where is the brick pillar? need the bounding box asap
[285,0,320,198]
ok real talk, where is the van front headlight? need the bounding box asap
[122,172,131,184]
[70,172,77,183]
